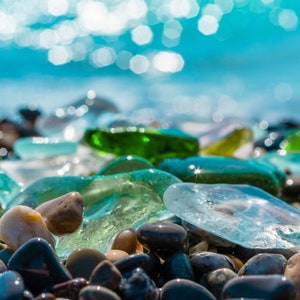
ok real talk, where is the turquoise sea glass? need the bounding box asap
[164,183,300,249]
[6,169,181,258]
[158,156,286,196]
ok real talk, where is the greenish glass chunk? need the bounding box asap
[201,127,253,157]
[97,155,153,175]
[6,169,181,258]
[157,156,286,196]
[281,129,300,152]
[82,127,199,163]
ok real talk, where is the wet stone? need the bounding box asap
[161,278,217,300]
[105,249,129,263]
[284,252,300,300]
[89,260,122,290]
[111,228,138,255]
[0,205,55,251]
[119,267,158,300]
[222,274,296,300]
[0,270,25,299]
[35,191,84,236]
[190,251,237,280]
[79,285,122,300]
[136,221,188,254]
[238,253,287,275]
[34,293,56,300]
[7,237,72,295]
[65,248,106,280]
[0,259,7,273]
[162,252,195,282]
[51,278,87,300]
[0,248,13,265]
[201,268,238,300]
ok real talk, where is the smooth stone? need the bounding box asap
[190,252,236,280]
[34,293,56,300]
[0,270,25,299]
[111,228,138,255]
[136,221,188,253]
[7,238,72,295]
[51,278,87,299]
[119,267,159,300]
[6,169,180,257]
[161,278,216,300]
[222,274,296,300]
[79,285,121,300]
[238,253,287,275]
[97,155,153,175]
[158,156,285,196]
[13,137,78,160]
[23,290,34,300]
[162,252,195,282]
[105,249,129,263]
[0,248,13,265]
[201,268,238,299]
[164,183,300,249]
[83,127,200,163]
[0,259,7,273]
[284,252,300,300]
[282,175,300,203]
[35,192,84,236]
[89,260,122,290]
[0,205,55,251]
[65,248,106,280]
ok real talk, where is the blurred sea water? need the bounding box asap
[0,0,299,124]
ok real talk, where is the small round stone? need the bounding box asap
[284,252,300,300]
[65,248,106,280]
[35,191,84,236]
[0,270,25,299]
[89,260,122,290]
[111,228,138,255]
[161,278,216,300]
[238,253,287,275]
[0,259,7,273]
[137,221,188,253]
[34,293,56,300]
[0,205,55,251]
[51,277,87,299]
[79,285,121,300]
[105,249,129,263]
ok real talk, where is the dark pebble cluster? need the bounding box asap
[0,219,299,300]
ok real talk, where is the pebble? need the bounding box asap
[160,278,216,300]
[79,285,122,300]
[0,270,25,299]
[35,191,84,236]
[0,205,55,251]
[105,249,129,263]
[284,252,300,300]
[111,228,138,255]
[136,221,188,254]
[222,274,296,300]
[51,278,87,300]
[238,253,287,275]
[65,248,106,280]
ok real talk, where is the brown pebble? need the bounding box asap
[65,248,106,280]
[226,254,244,270]
[89,260,122,290]
[0,259,7,273]
[35,192,84,236]
[105,249,129,263]
[79,285,122,300]
[34,293,56,300]
[284,252,300,300]
[0,205,55,251]
[111,228,138,254]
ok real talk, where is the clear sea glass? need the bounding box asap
[164,182,300,249]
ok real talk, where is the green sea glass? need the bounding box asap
[97,155,153,175]
[201,127,253,158]
[281,129,300,152]
[157,156,286,196]
[82,127,199,163]
[6,169,181,258]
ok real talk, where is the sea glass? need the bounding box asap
[163,182,300,249]
[83,127,200,163]
[6,169,181,258]
[0,145,114,186]
[0,169,22,214]
[14,137,78,160]
[281,129,300,152]
[157,156,286,196]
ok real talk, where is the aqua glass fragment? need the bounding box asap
[163,182,300,249]
[82,127,200,163]
[96,155,153,175]
[281,129,300,152]
[0,169,22,214]
[157,156,285,196]
[6,169,181,258]
[14,137,78,160]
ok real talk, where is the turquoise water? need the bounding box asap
[0,0,299,123]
